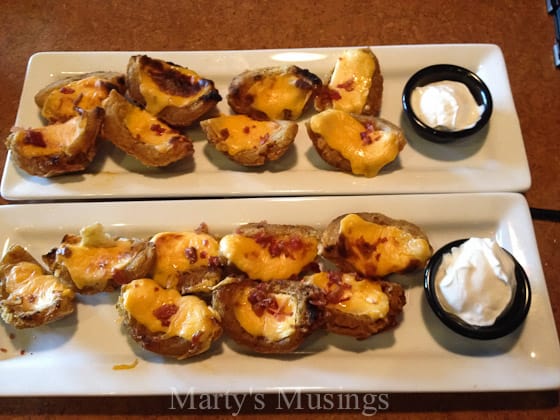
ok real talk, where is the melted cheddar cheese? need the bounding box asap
[139,63,208,116]
[306,272,389,319]
[247,72,311,120]
[338,213,432,277]
[309,109,401,177]
[54,223,141,291]
[14,115,86,157]
[4,261,74,312]
[328,49,376,114]
[219,232,318,281]
[124,107,179,150]
[203,115,280,155]
[233,287,296,341]
[42,76,112,122]
[150,231,220,289]
[120,278,221,345]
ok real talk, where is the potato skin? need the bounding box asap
[212,278,324,353]
[5,107,103,177]
[0,245,75,329]
[101,90,194,167]
[126,55,222,128]
[200,115,298,166]
[305,112,406,176]
[118,304,222,360]
[34,71,126,123]
[309,274,406,339]
[320,212,432,276]
[227,65,322,120]
[42,232,156,294]
[314,48,383,116]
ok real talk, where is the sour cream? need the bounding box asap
[435,238,515,327]
[411,80,484,131]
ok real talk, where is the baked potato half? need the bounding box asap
[149,224,224,295]
[315,48,383,116]
[227,65,322,120]
[5,107,103,177]
[200,114,298,166]
[42,223,155,294]
[306,109,406,177]
[0,245,75,329]
[212,277,324,353]
[101,90,194,167]
[320,213,433,278]
[34,71,126,123]
[303,271,405,339]
[126,55,222,128]
[118,278,223,360]
[219,222,321,281]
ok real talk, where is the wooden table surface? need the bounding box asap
[0,1,559,418]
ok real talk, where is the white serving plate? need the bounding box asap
[1,44,530,200]
[0,193,558,396]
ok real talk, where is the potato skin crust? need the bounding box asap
[200,116,298,166]
[101,90,194,167]
[42,232,156,295]
[5,107,103,178]
[126,55,222,128]
[305,113,406,176]
[227,65,322,121]
[117,302,223,360]
[0,245,75,329]
[212,278,324,353]
[320,212,432,276]
[315,275,406,339]
[314,48,383,116]
[34,71,126,123]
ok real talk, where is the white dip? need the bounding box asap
[411,80,484,131]
[435,238,515,326]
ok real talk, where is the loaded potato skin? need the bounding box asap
[0,245,76,329]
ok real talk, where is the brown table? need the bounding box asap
[0,1,559,418]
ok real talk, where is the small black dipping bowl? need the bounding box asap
[402,64,493,143]
[424,238,531,340]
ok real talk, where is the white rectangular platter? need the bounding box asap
[0,193,558,396]
[1,44,531,200]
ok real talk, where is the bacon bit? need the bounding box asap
[20,349,26,356]
[0,348,7,353]
[112,269,130,285]
[220,128,230,139]
[185,247,198,264]
[153,303,179,327]
[324,272,352,304]
[72,93,84,106]
[154,287,159,292]
[23,130,46,147]
[336,79,355,92]
[208,256,221,268]
[195,223,210,234]
[243,126,251,134]
[27,295,36,303]
[248,284,293,320]
[360,122,382,146]
[150,124,166,136]
[253,232,307,259]
[112,358,139,370]
[259,133,270,145]
[60,86,75,94]
[9,333,15,340]
[199,250,208,259]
